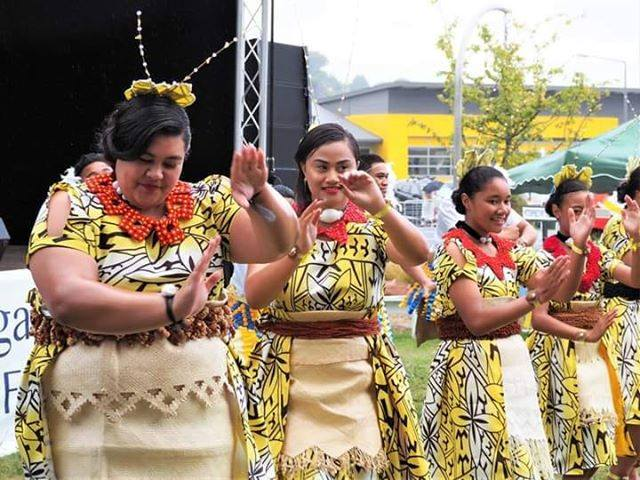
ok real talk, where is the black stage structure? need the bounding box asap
[0,1,309,246]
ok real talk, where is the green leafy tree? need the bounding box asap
[437,21,603,168]
[308,51,369,99]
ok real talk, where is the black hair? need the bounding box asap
[359,153,385,172]
[544,179,589,217]
[294,123,360,209]
[98,95,191,163]
[617,166,640,203]
[74,152,109,177]
[451,166,506,215]
[273,184,295,199]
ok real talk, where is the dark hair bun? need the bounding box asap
[617,180,630,203]
[618,167,640,203]
[453,166,505,214]
[451,189,465,215]
[544,193,557,217]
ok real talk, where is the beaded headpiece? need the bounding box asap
[553,164,593,189]
[124,10,237,107]
[455,148,496,180]
[626,156,640,180]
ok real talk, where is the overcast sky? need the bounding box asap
[274,0,640,91]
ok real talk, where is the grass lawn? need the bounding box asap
[0,452,20,479]
[0,331,615,478]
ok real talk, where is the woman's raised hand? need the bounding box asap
[585,309,617,343]
[568,193,595,248]
[231,144,269,209]
[338,171,386,214]
[622,195,640,242]
[534,256,570,304]
[296,199,324,253]
[173,236,223,321]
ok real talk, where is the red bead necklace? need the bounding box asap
[443,228,515,280]
[86,173,194,245]
[543,235,601,293]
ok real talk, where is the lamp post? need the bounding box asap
[575,53,628,123]
[452,5,511,187]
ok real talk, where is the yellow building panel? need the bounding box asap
[347,113,619,179]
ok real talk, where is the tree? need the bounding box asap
[437,21,603,168]
[308,51,369,99]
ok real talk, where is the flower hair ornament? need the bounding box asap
[123,10,238,108]
[455,148,496,179]
[553,164,593,189]
[626,156,640,180]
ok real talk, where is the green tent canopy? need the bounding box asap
[508,118,640,194]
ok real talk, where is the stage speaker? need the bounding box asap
[0,217,10,261]
[266,43,310,189]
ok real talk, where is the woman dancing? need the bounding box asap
[601,163,640,480]
[15,83,297,478]
[528,165,640,479]
[244,123,431,479]
[421,164,593,479]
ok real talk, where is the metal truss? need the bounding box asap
[234,0,271,151]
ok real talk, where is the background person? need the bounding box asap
[73,152,113,181]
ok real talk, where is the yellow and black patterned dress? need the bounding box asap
[244,215,429,479]
[421,230,554,480]
[14,175,274,479]
[601,215,640,456]
[527,236,622,475]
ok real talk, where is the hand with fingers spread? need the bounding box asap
[534,256,571,304]
[173,236,224,321]
[337,171,387,214]
[231,144,269,209]
[568,193,595,248]
[296,199,324,254]
[584,309,617,343]
[622,195,640,242]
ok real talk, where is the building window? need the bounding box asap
[408,147,452,178]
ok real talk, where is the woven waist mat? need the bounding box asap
[437,313,520,340]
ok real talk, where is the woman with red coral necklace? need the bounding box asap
[243,123,431,479]
[528,166,640,480]
[420,165,593,480]
[15,90,298,479]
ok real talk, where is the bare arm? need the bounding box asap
[339,171,430,266]
[531,303,615,342]
[549,250,586,301]
[245,260,299,309]
[380,210,431,266]
[30,193,224,334]
[229,185,298,263]
[551,195,596,301]
[612,250,640,288]
[30,240,222,334]
[245,200,323,309]
[447,243,569,336]
[397,261,435,292]
[228,146,298,263]
[612,195,640,288]
[517,219,538,246]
